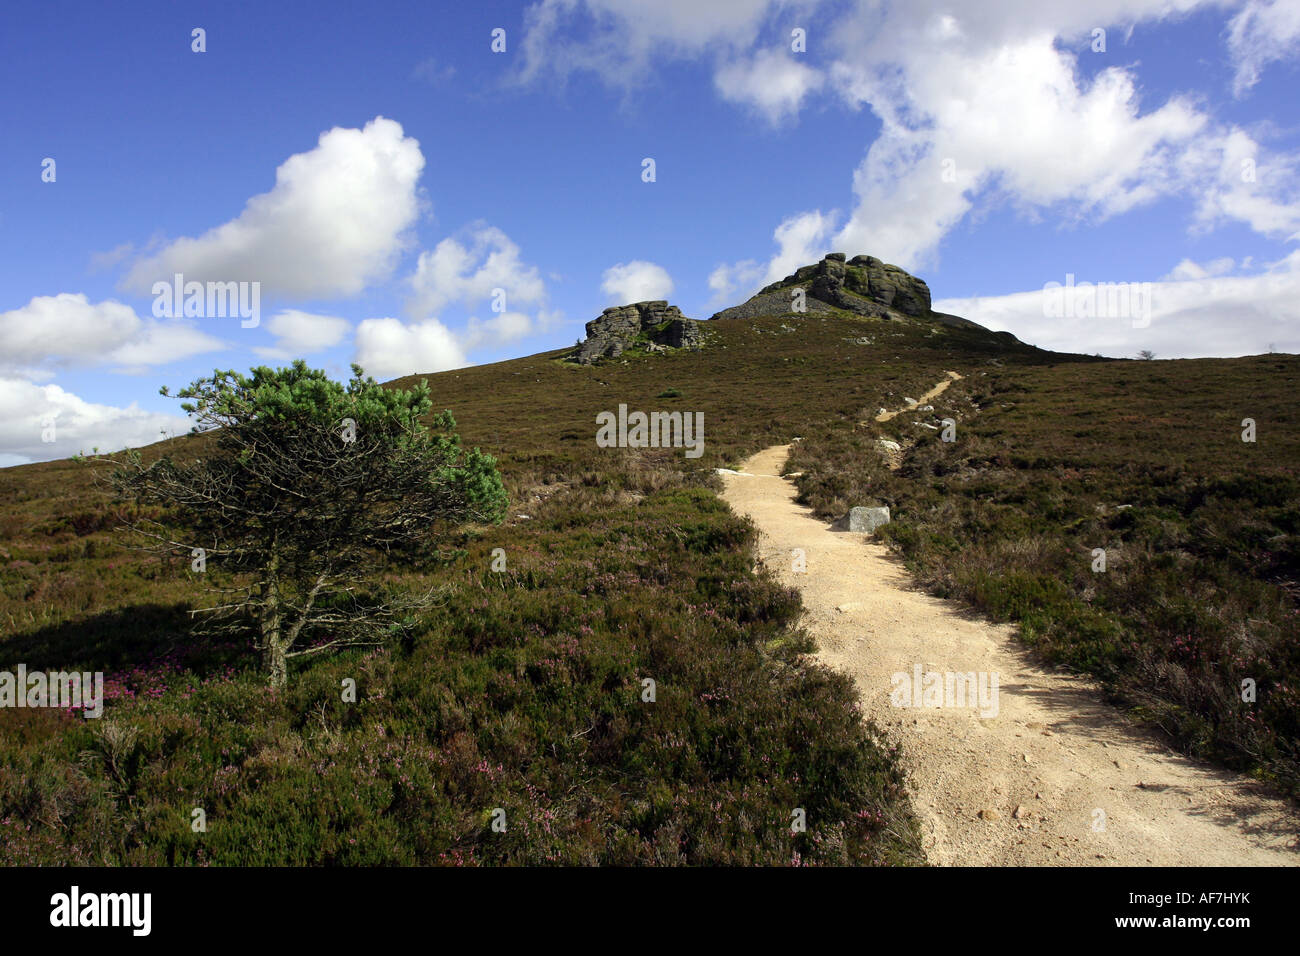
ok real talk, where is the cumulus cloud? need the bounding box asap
[601,261,674,303]
[829,33,1210,270]
[934,252,1300,358]
[253,311,351,360]
[709,209,837,305]
[123,117,425,299]
[715,48,824,124]
[821,1,1300,267]
[519,0,1300,290]
[459,311,543,352]
[353,317,466,381]
[707,259,764,306]
[0,293,225,377]
[408,223,546,317]
[765,210,838,283]
[0,377,192,465]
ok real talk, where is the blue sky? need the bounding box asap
[2,0,1299,464]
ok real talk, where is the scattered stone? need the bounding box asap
[978,808,1001,821]
[1013,805,1028,819]
[904,397,918,406]
[876,439,902,452]
[848,505,891,533]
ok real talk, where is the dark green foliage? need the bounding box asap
[104,362,507,687]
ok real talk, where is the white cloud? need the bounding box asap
[408,223,546,317]
[1179,126,1300,238]
[818,2,1300,268]
[517,0,790,86]
[0,377,192,464]
[519,0,1300,296]
[601,261,674,303]
[253,310,351,360]
[829,34,1209,270]
[707,259,764,306]
[715,48,824,124]
[935,251,1300,358]
[353,317,466,381]
[459,311,537,352]
[123,117,425,299]
[765,210,837,283]
[1227,0,1300,96]
[0,293,225,377]
[1162,256,1238,280]
[709,210,838,305]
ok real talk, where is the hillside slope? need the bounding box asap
[1,265,1296,863]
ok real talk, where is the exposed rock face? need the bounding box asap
[707,290,840,323]
[572,301,702,364]
[710,252,934,321]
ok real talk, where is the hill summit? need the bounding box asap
[571,252,1004,365]
[712,252,930,321]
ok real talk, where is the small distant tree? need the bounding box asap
[111,362,507,686]
[1137,349,1156,361]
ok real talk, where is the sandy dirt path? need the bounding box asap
[721,443,1299,866]
[875,370,962,422]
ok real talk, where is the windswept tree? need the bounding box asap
[111,361,507,686]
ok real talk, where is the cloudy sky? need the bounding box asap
[2,0,1298,464]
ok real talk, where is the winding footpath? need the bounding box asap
[721,440,1298,866]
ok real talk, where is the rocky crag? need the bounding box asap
[710,252,984,331]
[571,301,703,365]
[571,254,1012,364]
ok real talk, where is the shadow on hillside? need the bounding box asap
[0,602,249,677]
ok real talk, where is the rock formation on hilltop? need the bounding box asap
[711,253,980,328]
[572,301,703,365]
[570,255,1015,364]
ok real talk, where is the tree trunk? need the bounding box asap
[264,638,288,688]
[260,553,287,688]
